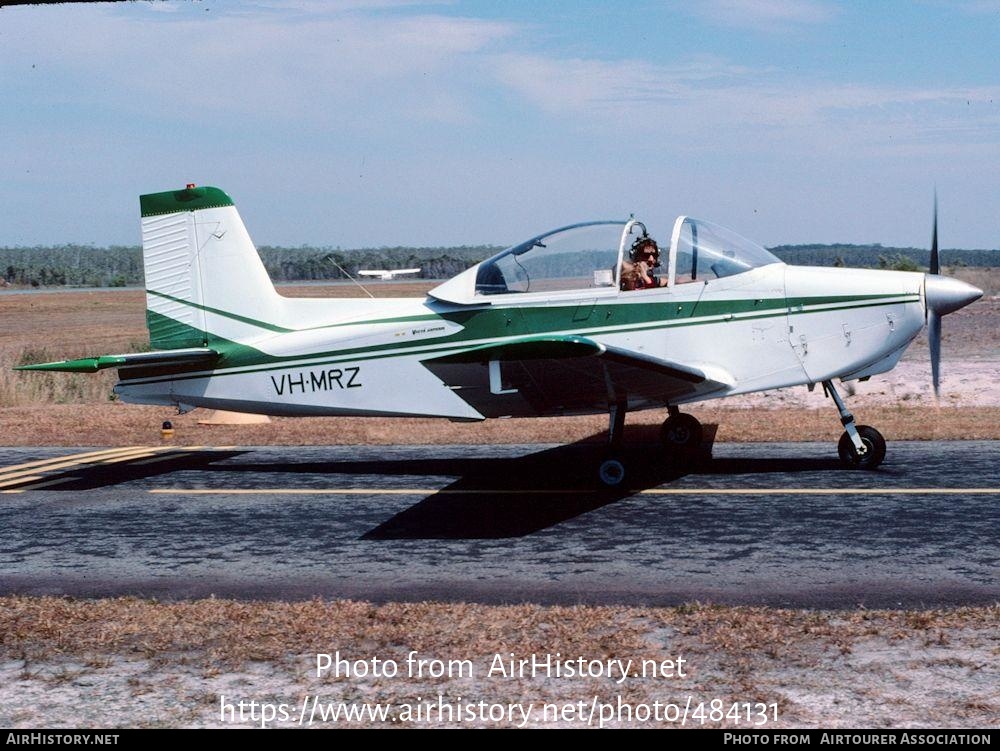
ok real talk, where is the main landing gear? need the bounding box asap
[661,406,703,451]
[597,403,705,487]
[824,379,886,470]
[597,400,628,487]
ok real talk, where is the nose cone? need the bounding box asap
[925,274,983,316]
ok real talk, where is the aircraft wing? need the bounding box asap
[423,335,733,417]
[14,348,218,373]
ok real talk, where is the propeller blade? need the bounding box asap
[929,191,939,275]
[928,311,941,399]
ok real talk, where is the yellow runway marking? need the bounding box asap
[0,446,204,490]
[148,487,1000,496]
[107,446,204,466]
[98,452,159,464]
[0,475,43,489]
[10,476,83,491]
[0,446,148,474]
[0,447,157,482]
[130,452,200,466]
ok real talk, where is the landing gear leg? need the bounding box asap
[824,380,886,469]
[597,399,627,487]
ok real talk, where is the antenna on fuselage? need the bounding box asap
[322,253,376,299]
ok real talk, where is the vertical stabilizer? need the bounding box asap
[140,185,282,349]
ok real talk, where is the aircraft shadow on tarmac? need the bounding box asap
[359,426,851,539]
[18,426,849,539]
[9,450,248,491]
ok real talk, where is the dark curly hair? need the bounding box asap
[630,236,660,265]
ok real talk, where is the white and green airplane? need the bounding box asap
[18,185,982,485]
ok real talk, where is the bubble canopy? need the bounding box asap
[669,216,782,285]
[427,217,782,304]
[474,220,633,296]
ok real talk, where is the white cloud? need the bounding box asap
[490,50,1000,156]
[0,4,516,129]
[1,2,997,248]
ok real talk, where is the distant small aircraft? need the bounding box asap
[357,268,421,280]
[18,185,981,485]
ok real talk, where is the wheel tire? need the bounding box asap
[660,413,704,449]
[598,458,626,487]
[837,425,886,469]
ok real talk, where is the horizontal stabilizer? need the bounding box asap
[15,348,218,373]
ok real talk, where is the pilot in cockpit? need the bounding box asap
[621,236,667,290]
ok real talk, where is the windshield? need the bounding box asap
[670,217,782,285]
[475,221,629,295]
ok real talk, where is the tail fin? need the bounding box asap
[140,185,283,349]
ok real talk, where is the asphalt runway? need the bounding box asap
[0,441,997,608]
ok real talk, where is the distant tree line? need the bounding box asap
[768,244,997,271]
[0,244,503,287]
[0,242,995,287]
[256,245,502,282]
[0,245,144,287]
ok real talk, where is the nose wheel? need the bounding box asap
[837,425,886,469]
[825,380,886,470]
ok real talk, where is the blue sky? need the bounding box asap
[1,0,998,249]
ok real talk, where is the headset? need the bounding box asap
[629,234,661,268]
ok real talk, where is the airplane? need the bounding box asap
[358,268,422,280]
[17,184,983,486]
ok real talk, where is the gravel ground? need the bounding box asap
[0,599,996,729]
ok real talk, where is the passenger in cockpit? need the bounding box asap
[621,236,667,290]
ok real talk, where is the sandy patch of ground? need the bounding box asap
[0,598,995,729]
[724,359,1000,409]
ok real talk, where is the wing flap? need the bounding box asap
[423,335,732,417]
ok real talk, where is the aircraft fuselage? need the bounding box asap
[115,265,926,420]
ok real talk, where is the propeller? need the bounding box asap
[928,303,941,397]
[929,193,941,396]
[930,192,939,275]
[922,194,983,398]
